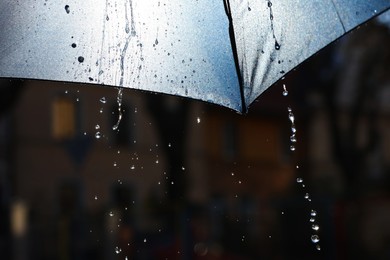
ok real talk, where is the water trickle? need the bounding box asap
[267,1,280,50]
[112,88,123,131]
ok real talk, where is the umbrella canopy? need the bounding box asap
[0,0,389,113]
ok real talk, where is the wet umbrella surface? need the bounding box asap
[1,1,390,260]
[0,0,389,112]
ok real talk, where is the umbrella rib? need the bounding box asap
[223,0,247,113]
[330,0,346,33]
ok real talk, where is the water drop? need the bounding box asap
[196,117,201,124]
[130,165,135,170]
[290,134,297,143]
[311,235,320,243]
[267,1,272,7]
[282,84,288,96]
[316,245,321,251]
[99,108,103,113]
[143,238,147,243]
[100,97,106,104]
[275,41,280,50]
[109,212,114,217]
[304,193,310,199]
[248,6,251,11]
[296,178,303,183]
[115,246,121,254]
[95,132,101,139]
[94,195,98,200]
[65,5,70,14]
[290,145,296,151]
[78,56,84,63]
[312,224,319,231]
[309,217,315,223]
[310,210,317,217]
[71,43,77,48]
[95,124,100,130]
[113,162,117,167]
[155,38,159,45]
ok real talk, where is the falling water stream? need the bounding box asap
[283,84,321,251]
[112,88,123,131]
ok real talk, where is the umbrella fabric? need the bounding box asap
[0,1,389,113]
[225,0,390,111]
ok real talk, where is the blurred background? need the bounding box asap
[0,16,390,260]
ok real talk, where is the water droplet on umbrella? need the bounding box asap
[78,56,84,63]
[268,1,272,7]
[311,235,320,243]
[64,5,70,14]
[71,43,77,48]
[275,41,280,50]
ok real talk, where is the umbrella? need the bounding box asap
[0,0,389,113]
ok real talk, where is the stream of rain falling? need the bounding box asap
[283,84,321,251]
[112,88,123,131]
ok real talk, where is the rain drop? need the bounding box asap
[290,145,296,151]
[267,1,272,7]
[109,212,114,217]
[95,124,100,130]
[316,245,321,251]
[71,43,77,48]
[64,5,70,14]
[309,217,315,223]
[115,246,121,254]
[143,238,147,243]
[311,235,320,243]
[95,132,101,139]
[310,210,317,217]
[196,117,201,124]
[99,97,107,104]
[312,224,319,231]
[275,41,281,50]
[296,178,303,183]
[94,195,98,200]
[304,193,310,199]
[77,56,84,63]
[282,84,288,96]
